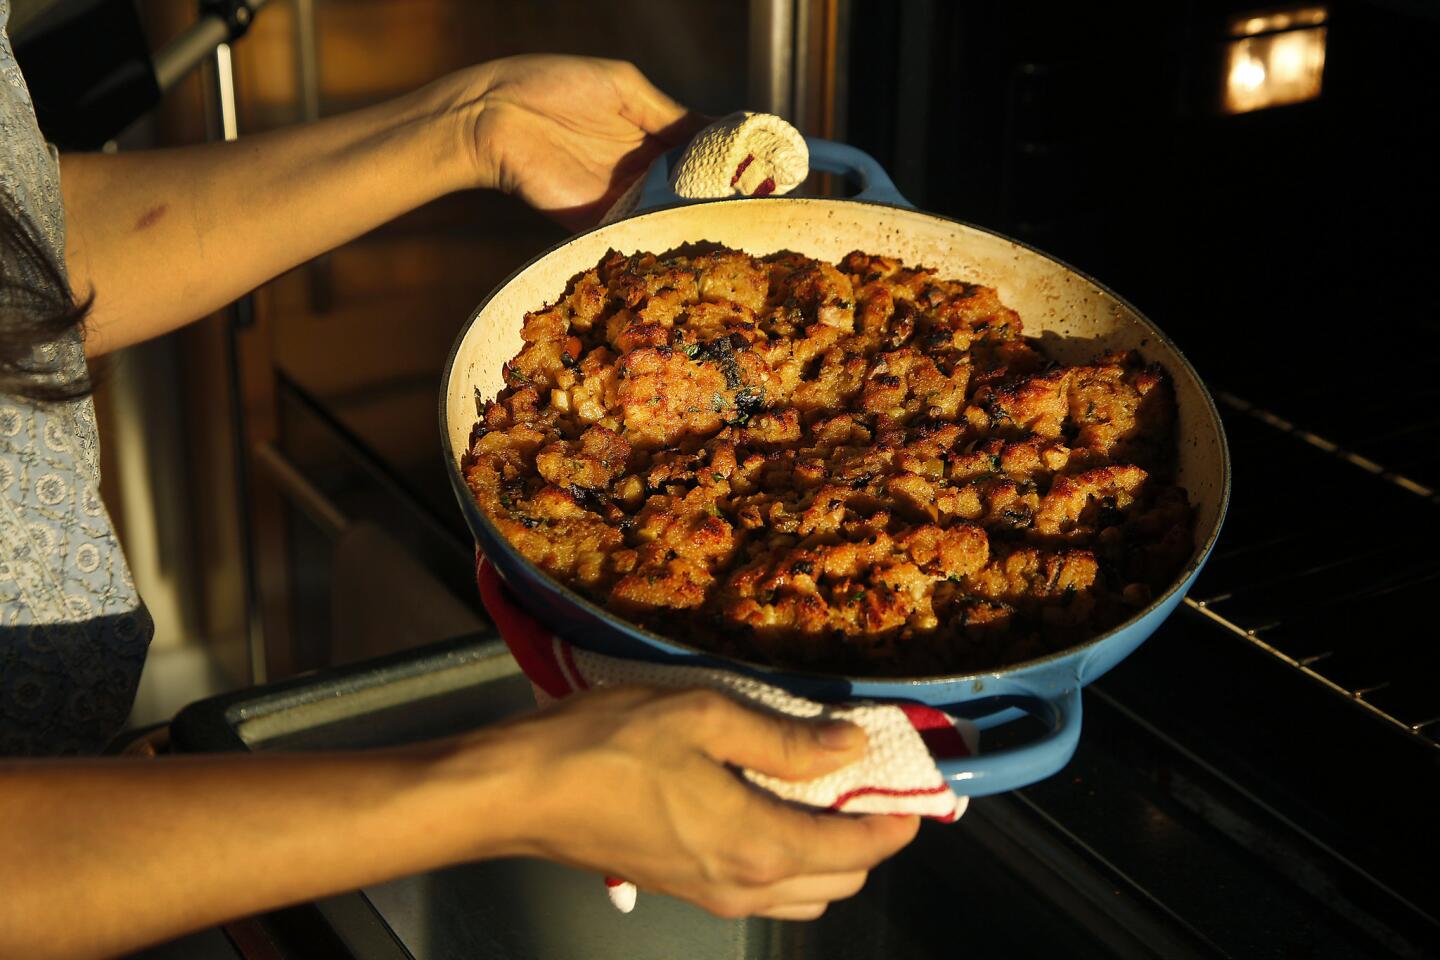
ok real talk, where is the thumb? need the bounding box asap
[698,700,868,781]
[606,60,706,141]
[652,110,713,148]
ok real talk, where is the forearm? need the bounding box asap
[60,73,481,355]
[0,733,522,960]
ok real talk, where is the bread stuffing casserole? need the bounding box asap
[464,245,1195,676]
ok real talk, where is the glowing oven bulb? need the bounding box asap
[1222,5,1328,114]
[1232,57,1267,92]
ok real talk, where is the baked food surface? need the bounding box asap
[465,245,1194,676]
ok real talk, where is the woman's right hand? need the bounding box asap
[487,686,920,920]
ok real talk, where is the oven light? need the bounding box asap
[1222,10,1327,114]
[1231,55,1267,94]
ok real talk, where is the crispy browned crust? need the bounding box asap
[466,245,1194,675]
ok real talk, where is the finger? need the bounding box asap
[604,60,696,138]
[761,810,921,875]
[694,696,867,781]
[749,870,868,905]
[653,110,713,147]
[759,902,828,921]
[711,871,865,920]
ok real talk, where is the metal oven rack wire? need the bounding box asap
[1189,391,1440,750]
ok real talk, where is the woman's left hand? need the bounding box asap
[459,55,706,229]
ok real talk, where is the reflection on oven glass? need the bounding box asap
[1229,4,1328,37]
[1223,6,1328,114]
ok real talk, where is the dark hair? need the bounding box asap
[1,197,91,402]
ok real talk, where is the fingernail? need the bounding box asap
[817,720,864,750]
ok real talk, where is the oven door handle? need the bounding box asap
[632,136,914,214]
[933,686,1084,797]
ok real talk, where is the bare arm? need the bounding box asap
[0,740,507,959]
[60,56,701,355]
[60,80,472,355]
[0,688,918,960]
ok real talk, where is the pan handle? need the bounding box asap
[807,139,914,208]
[934,687,1083,797]
[631,137,914,214]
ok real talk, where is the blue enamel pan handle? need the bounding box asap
[632,136,914,215]
[807,139,913,207]
[937,687,1083,797]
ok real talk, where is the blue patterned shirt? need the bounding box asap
[1,0,152,755]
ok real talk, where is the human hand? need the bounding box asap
[495,686,920,920]
[458,55,706,229]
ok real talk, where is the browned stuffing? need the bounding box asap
[466,245,1194,675]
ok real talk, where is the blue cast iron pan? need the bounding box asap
[441,139,1230,796]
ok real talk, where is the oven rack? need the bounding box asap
[1217,391,1440,505]
[1188,392,1440,750]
